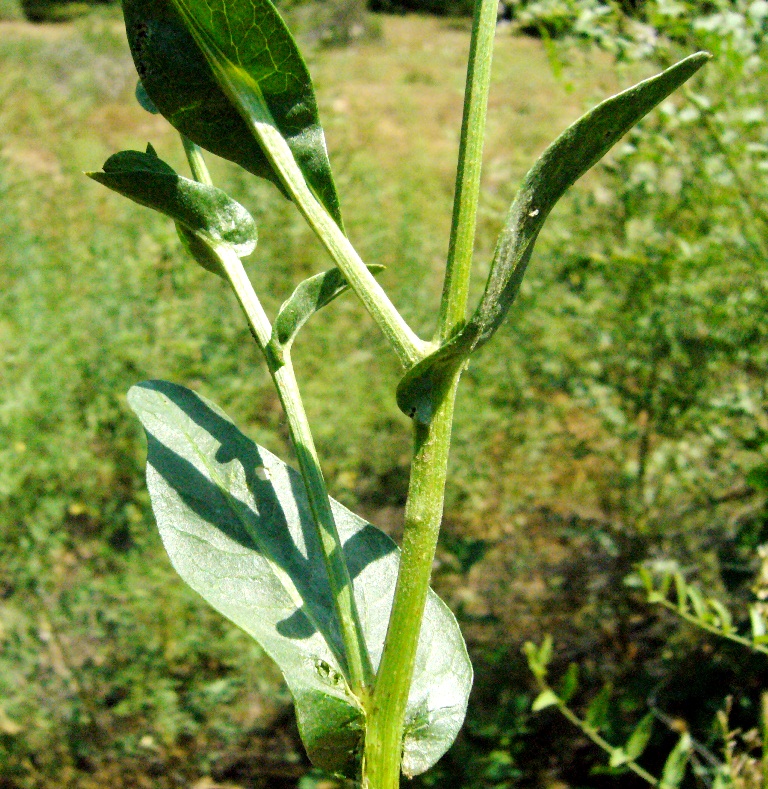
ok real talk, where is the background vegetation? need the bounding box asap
[1,1,767,788]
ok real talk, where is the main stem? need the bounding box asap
[363,2,496,785]
[363,372,460,789]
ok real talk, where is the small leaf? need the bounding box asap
[707,599,733,632]
[273,265,385,350]
[88,148,257,258]
[558,663,579,704]
[660,733,691,789]
[586,685,612,732]
[686,586,707,621]
[128,381,472,777]
[674,572,689,614]
[122,0,343,227]
[135,80,159,114]
[537,634,554,670]
[624,713,654,761]
[750,605,766,639]
[532,690,559,712]
[396,53,710,422]
[523,641,544,678]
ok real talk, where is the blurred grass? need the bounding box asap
[1,8,766,788]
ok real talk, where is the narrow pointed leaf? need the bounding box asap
[586,685,612,732]
[624,713,654,761]
[558,662,579,704]
[127,381,472,777]
[397,53,709,422]
[273,265,385,350]
[122,0,343,227]
[660,733,691,789]
[88,148,257,258]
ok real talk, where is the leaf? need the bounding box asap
[674,572,689,614]
[396,53,710,423]
[750,605,766,639]
[660,733,691,789]
[127,381,472,777]
[531,690,559,712]
[686,585,707,621]
[624,713,654,761]
[585,685,612,732]
[273,265,385,350]
[88,147,257,258]
[558,662,579,704]
[135,79,159,114]
[122,0,344,227]
[707,599,733,633]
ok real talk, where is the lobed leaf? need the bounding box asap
[397,53,710,423]
[122,0,343,227]
[273,265,385,350]
[127,381,472,777]
[88,147,257,259]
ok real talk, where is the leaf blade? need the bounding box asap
[123,0,343,226]
[273,265,385,350]
[88,148,258,258]
[127,380,472,777]
[396,53,710,422]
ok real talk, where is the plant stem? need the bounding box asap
[190,62,427,367]
[211,241,374,694]
[250,116,427,368]
[181,137,373,692]
[362,4,497,785]
[438,0,497,343]
[653,597,768,656]
[363,371,460,789]
[553,694,659,786]
[181,135,214,186]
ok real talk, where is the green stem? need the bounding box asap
[654,597,768,656]
[181,135,214,186]
[362,4,497,785]
[438,0,497,343]
[552,693,659,786]
[252,117,427,368]
[363,372,460,789]
[212,242,374,694]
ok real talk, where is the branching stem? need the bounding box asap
[181,138,373,694]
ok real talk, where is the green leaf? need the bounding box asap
[127,381,472,777]
[88,147,257,259]
[531,689,559,712]
[624,713,654,761]
[122,0,344,227]
[585,685,612,732]
[674,572,689,614]
[750,605,766,639]
[396,53,710,423]
[558,662,579,704]
[687,585,707,621]
[135,79,159,114]
[707,599,733,632]
[660,733,691,789]
[273,265,385,350]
